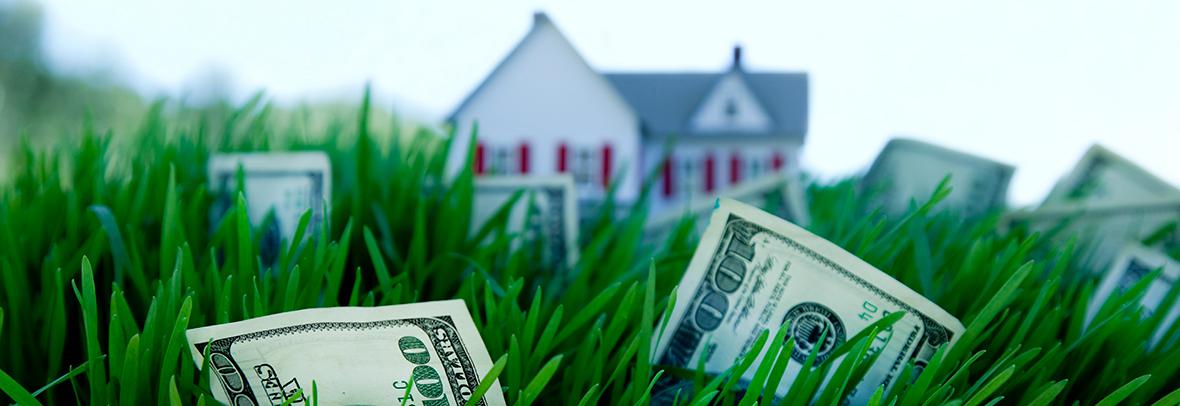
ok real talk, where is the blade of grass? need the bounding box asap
[463,354,507,406]
[70,257,106,404]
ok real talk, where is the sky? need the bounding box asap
[35,0,1180,205]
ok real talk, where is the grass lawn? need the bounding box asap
[1,93,1179,405]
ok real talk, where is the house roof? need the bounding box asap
[604,71,808,140]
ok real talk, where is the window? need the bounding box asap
[749,158,763,180]
[575,149,593,184]
[724,98,738,120]
[492,147,510,175]
[681,158,698,198]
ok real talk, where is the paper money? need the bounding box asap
[1043,144,1180,207]
[472,175,578,269]
[1004,198,1180,271]
[653,198,964,404]
[208,152,331,249]
[186,300,506,406]
[863,138,1013,216]
[1087,244,1180,346]
[645,173,810,243]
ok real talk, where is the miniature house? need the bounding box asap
[447,12,809,210]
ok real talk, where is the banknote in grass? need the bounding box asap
[1003,198,1180,271]
[186,300,506,406]
[208,152,331,258]
[1043,144,1180,207]
[1087,243,1180,346]
[863,138,1013,217]
[472,175,578,269]
[653,198,964,404]
[645,173,810,243]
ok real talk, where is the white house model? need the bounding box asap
[447,12,809,211]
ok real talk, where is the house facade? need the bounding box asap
[447,12,808,211]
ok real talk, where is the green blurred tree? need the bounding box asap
[0,1,144,148]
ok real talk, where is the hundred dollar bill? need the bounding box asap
[186,300,506,406]
[645,173,810,243]
[208,152,331,250]
[1003,198,1180,272]
[863,138,1013,216]
[1043,144,1180,207]
[653,198,964,404]
[1087,244,1180,346]
[473,175,578,269]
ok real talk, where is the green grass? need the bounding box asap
[1,91,1179,405]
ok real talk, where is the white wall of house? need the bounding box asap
[448,16,641,202]
[641,138,802,212]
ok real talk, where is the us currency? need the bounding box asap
[645,173,810,243]
[1003,198,1180,272]
[1086,244,1180,346]
[1043,144,1180,207]
[653,198,964,404]
[208,152,331,252]
[863,138,1013,217]
[472,175,578,269]
[186,300,506,406]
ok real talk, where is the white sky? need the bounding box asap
[36,0,1180,205]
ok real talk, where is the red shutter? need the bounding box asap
[663,156,674,197]
[771,151,784,171]
[475,142,486,175]
[730,153,741,185]
[518,142,530,174]
[557,143,568,172]
[704,153,716,193]
[601,144,613,188]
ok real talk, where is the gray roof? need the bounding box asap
[604,71,808,140]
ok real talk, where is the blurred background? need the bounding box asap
[3,0,1179,205]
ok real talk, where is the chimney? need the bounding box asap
[732,44,743,70]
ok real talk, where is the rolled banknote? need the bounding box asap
[645,173,810,243]
[1003,198,1180,271]
[472,175,579,269]
[1043,144,1180,207]
[186,300,505,406]
[653,198,964,404]
[1087,243,1180,346]
[208,152,331,252]
[863,138,1013,217]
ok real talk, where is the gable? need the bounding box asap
[689,72,773,133]
[447,14,636,128]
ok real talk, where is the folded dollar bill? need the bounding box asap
[472,175,579,269]
[1003,198,1180,271]
[186,300,505,406]
[653,198,964,404]
[208,152,331,250]
[863,138,1013,216]
[1043,144,1180,208]
[1087,243,1180,346]
[645,173,810,243]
